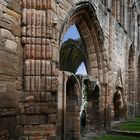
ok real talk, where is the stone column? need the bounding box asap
[124,0,128,32]
[120,0,124,27]
[19,0,59,139]
[107,0,112,11]
[57,71,67,140]
[73,106,80,140]
[138,18,140,51]
[137,56,140,115]
[116,0,121,23]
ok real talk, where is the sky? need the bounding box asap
[63,25,80,42]
[62,25,87,75]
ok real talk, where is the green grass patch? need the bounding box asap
[90,135,140,140]
[118,123,140,131]
[117,117,140,131]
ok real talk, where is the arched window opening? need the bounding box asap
[60,25,88,75]
[66,75,80,139]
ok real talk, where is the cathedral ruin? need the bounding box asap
[0,0,140,139]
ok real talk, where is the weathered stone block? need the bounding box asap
[40,92,51,102]
[11,23,21,37]
[24,102,40,114]
[0,4,6,12]
[52,46,58,61]
[47,114,57,124]
[17,115,47,125]
[40,103,57,114]
[0,81,6,92]
[0,82,19,108]
[0,28,15,40]
[5,39,17,52]
[24,124,56,136]
[29,136,48,140]
[6,0,21,14]
[6,8,21,22]
[22,0,57,12]
[18,136,29,140]
[0,0,7,6]
[0,116,17,139]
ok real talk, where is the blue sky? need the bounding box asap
[63,25,87,75]
[63,25,80,42]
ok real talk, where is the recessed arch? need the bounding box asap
[59,1,106,81]
[58,1,108,138]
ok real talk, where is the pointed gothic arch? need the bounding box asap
[58,1,110,138]
[59,1,107,81]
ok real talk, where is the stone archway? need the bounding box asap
[58,1,108,138]
[57,72,81,140]
[66,75,81,140]
[59,1,105,80]
[20,0,110,139]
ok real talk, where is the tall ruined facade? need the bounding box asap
[0,0,140,139]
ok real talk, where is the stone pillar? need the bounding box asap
[57,71,67,140]
[73,106,80,140]
[120,0,124,27]
[116,0,121,23]
[137,57,140,115]
[123,0,128,32]
[0,0,22,139]
[134,14,138,48]
[57,71,63,140]
[19,0,59,139]
[138,19,140,51]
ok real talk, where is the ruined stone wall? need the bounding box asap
[0,0,139,139]
[90,0,136,118]
[57,0,137,123]
[0,0,22,139]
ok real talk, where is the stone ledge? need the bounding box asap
[108,129,140,137]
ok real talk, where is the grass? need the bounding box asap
[89,117,140,140]
[90,135,140,140]
[117,117,140,131]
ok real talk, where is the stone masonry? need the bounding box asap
[0,0,22,139]
[0,0,140,140]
